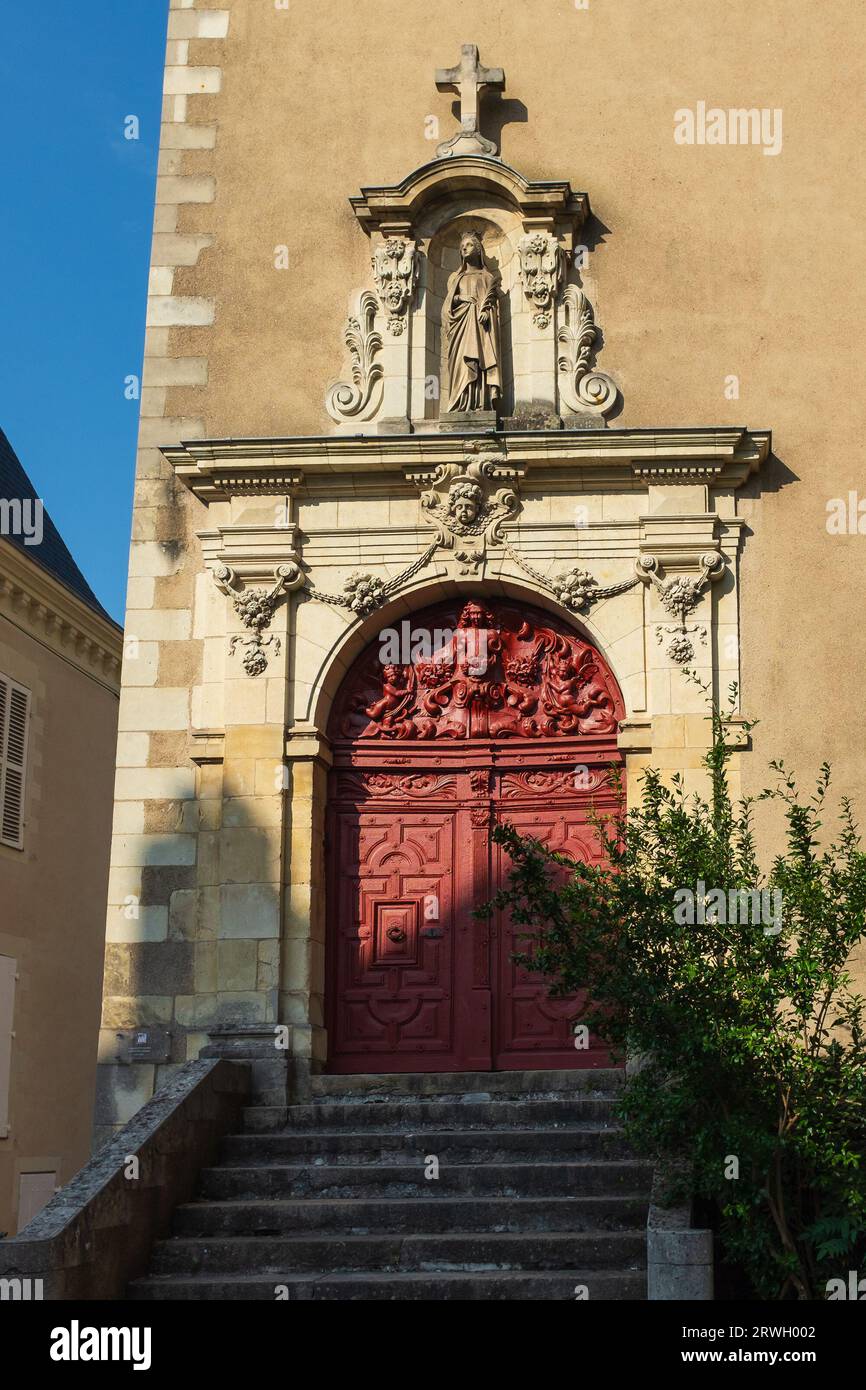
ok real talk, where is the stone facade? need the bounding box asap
[97,0,866,1128]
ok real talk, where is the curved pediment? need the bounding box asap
[349,156,589,239]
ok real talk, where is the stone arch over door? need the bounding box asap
[323,594,625,1074]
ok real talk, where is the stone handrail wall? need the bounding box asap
[0,1057,249,1300]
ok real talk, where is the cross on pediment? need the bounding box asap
[435,43,505,160]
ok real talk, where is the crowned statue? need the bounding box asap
[443,231,502,413]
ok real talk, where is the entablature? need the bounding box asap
[164,426,771,504]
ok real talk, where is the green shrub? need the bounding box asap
[488,685,866,1299]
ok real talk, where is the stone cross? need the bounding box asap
[435,44,505,159]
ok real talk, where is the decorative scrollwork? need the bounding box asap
[557,285,618,417]
[501,769,607,798]
[337,773,458,800]
[325,291,383,422]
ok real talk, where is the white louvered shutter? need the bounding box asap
[0,675,30,850]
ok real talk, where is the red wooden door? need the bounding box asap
[326,599,624,1074]
[491,782,617,1069]
[326,772,493,1072]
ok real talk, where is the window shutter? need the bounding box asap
[0,674,31,850]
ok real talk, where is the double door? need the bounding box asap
[325,759,614,1073]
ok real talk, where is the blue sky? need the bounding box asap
[0,5,167,623]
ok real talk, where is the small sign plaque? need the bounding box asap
[118,1027,172,1064]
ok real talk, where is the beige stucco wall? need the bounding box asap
[98,0,866,1120]
[0,605,119,1235]
[161,0,865,782]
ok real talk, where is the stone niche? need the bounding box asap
[326,155,618,434]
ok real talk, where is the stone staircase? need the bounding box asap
[129,1069,651,1300]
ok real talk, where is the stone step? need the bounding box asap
[220,1126,631,1164]
[242,1097,622,1132]
[199,1159,653,1201]
[129,1268,646,1301]
[148,1229,646,1276]
[172,1194,649,1237]
[310,1068,625,1102]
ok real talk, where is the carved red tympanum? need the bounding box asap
[325,599,624,1074]
[330,599,621,740]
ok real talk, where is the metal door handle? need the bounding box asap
[386,926,407,943]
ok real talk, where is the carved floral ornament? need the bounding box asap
[211,562,304,677]
[638,552,726,664]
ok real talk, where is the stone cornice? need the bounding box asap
[164,427,771,503]
[0,538,122,689]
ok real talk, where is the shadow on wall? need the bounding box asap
[98,754,288,1143]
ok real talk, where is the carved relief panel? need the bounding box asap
[328,598,624,742]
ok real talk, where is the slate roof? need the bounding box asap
[0,426,116,626]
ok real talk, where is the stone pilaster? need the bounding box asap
[280,727,332,1093]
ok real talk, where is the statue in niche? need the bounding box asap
[443,231,502,413]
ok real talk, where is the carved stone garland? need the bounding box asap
[305,436,724,660]
[210,547,724,678]
[503,546,642,612]
[501,548,726,667]
[308,546,439,615]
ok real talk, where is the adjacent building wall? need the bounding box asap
[0,558,120,1235]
